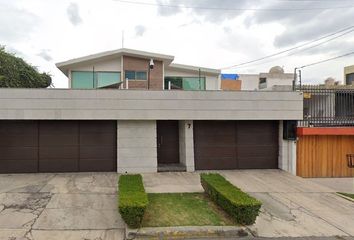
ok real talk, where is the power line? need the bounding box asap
[299,51,354,68]
[221,25,354,69]
[287,29,354,57]
[115,0,354,11]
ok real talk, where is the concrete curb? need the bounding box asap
[125,226,250,239]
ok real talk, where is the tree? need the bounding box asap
[0,46,52,88]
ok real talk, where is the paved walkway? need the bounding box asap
[309,177,354,194]
[142,170,354,238]
[0,173,124,240]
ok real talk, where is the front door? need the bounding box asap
[157,120,180,164]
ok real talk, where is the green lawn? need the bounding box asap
[142,193,235,227]
[338,192,354,199]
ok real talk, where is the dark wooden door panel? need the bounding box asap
[0,160,39,173]
[39,159,79,172]
[157,120,180,164]
[0,120,117,173]
[236,121,278,169]
[194,120,278,170]
[194,121,237,170]
[79,159,116,172]
[79,121,117,172]
[39,121,79,172]
[0,121,38,173]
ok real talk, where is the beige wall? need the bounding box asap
[0,89,303,120]
[260,73,294,90]
[344,65,354,75]
[278,121,297,175]
[344,65,354,84]
[117,120,157,173]
[179,120,195,172]
[238,73,294,90]
[238,74,259,90]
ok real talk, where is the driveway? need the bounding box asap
[142,170,354,238]
[0,173,124,240]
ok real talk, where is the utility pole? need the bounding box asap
[293,67,298,90]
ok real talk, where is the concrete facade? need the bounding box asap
[117,120,157,173]
[0,89,303,120]
[278,121,297,175]
[178,120,195,172]
[116,120,295,174]
[344,64,354,85]
[0,88,302,175]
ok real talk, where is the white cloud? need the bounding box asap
[67,2,82,26]
[0,0,353,88]
[37,49,52,61]
[134,25,146,37]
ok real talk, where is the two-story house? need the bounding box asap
[56,48,220,91]
[0,48,302,174]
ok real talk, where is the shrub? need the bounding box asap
[0,46,52,88]
[200,173,261,225]
[118,174,148,228]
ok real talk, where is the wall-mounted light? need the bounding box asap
[149,59,154,70]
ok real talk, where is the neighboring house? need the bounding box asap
[0,48,303,175]
[344,65,354,85]
[269,77,354,178]
[229,66,294,91]
[220,74,242,91]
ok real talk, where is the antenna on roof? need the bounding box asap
[122,30,124,48]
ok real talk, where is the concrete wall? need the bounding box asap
[179,120,195,172]
[278,121,297,175]
[344,65,354,84]
[260,73,294,90]
[165,68,220,90]
[238,74,259,90]
[0,89,303,120]
[117,120,157,173]
[238,73,294,90]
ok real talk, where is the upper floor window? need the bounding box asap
[71,71,121,89]
[125,71,147,80]
[164,77,206,90]
[346,73,354,85]
[259,77,267,84]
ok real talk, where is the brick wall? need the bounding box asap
[123,56,163,90]
[221,79,242,91]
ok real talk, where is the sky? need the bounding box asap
[1,0,354,88]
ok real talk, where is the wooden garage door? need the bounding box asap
[0,121,39,173]
[194,121,278,170]
[0,120,116,173]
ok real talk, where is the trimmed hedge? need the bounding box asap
[200,173,261,225]
[118,174,148,228]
